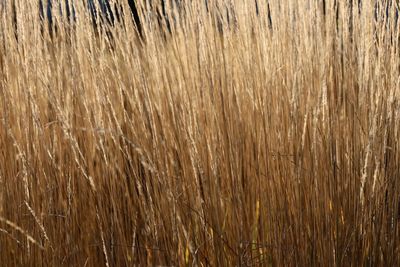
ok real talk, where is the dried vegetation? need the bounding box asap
[1,0,400,266]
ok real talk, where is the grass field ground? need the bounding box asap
[1,1,400,266]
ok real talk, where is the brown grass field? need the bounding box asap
[1,0,400,266]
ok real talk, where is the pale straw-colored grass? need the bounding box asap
[1,0,400,265]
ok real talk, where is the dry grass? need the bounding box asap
[1,0,400,266]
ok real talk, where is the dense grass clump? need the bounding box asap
[1,0,400,266]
